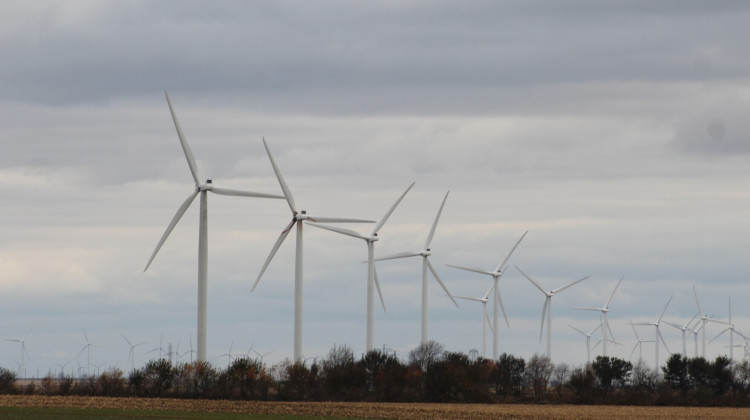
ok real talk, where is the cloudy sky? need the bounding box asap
[2,1,750,376]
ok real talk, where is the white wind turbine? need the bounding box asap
[632,296,672,371]
[447,231,528,360]
[454,285,494,359]
[6,334,29,378]
[373,191,458,344]
[569,323,601,365]
[516,266,588,360]
[144,92,284,363]
[252,139,374,362]
[628,321,655,362]
[308,182,415,353]
[122,335,147,371]
[664,313,699,358]
[692,283,718,358]
[78,328,100,377]
[710,296,748,362]
[574,277,623,357]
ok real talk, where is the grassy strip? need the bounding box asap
[0,406,364,420]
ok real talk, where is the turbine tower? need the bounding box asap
[454,285,494,359]
[447,231,528,360]
[632,295,672,371]
[252,139,374,362]
[308,182,415,352]
[373,191,458,344]
[692,284,717,358]
[710,296,748,362]
[144,92,284,362]
[574,277,623,357]
[516,266,588,360]
[569,323,601,365]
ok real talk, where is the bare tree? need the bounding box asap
[408,340,444,371]
[525,353,553,400]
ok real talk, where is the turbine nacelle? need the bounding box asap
[420,249,431,257]
[198,180,214,191]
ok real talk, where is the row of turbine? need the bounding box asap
[143,92,640,364]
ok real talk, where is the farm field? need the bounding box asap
[3,395,750,420]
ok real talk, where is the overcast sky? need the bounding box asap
[2,1,750,376]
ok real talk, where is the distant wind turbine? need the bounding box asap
[447,231,528,360]
[78,328,100,377]
[5,334,29,378]
[309,182,415,352]
[692,284,720,358]
[664,313,699,358]
[122,334,147,371]
[628,321,655,362]
[252,138,374,362]
[144,92,284,363]
[569,323,601,365]
[373,191,458,344]
[632,295,673,371]
[710,296,748,362]
[454,285,494,359]
[516,266,588,360]
[574,277,623,357]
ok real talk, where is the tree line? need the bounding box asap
[3,341,750,406]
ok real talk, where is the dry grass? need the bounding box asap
[3,395,750,419]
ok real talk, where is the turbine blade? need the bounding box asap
[515,265,546,294]
[372,182,415,235]
[454,295,484,303]
[210,186,284,199]
[373,251,421,262]
[374,266,386,312]
[630,343,639,359]
[308,216,374,223]
[710,328,729,344]
[553,276,589,294]
[658,295,674,323]
[262,138,297,214]
[569,325,585,336]
[484,309,493,332]
[606,319,617,343]
[693,283,704,316]
[252,220,295,291]
[307,222,368,240]
[496,288,510,328]
[539,298,548,342]
[572,307,601,312]
[144,190,199,271]
[424,191,449,249]
[481,285,494,300]
[494,230,528,273]
[446,264,494,276]
[426,258,458,308]
[121,335,132,346]
[604,277,623,307]
[658,329,670,353]
[165,92,201,185]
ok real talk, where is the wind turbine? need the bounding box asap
[574,277,623,357]
[183,335,198,363]
[217,341,236,367]
[447,231,528,360]
[144,92,284,363]
[692,284,718,358]
[373,191,458,344]
[308,182,415,352]
[632,295,672,371]
[710,296,748,362]
[5,334,29,378]
[78,328,99,377]
[628,321,655,362]
[454,285,494,359]
[569,323,601,365]
[252,139,374,362]
[122,335,147,371]
[516,266,588,360]
[664,313,699,358]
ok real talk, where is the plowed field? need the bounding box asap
[2,395,750,419]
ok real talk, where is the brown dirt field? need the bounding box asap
[2,395,750,419]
